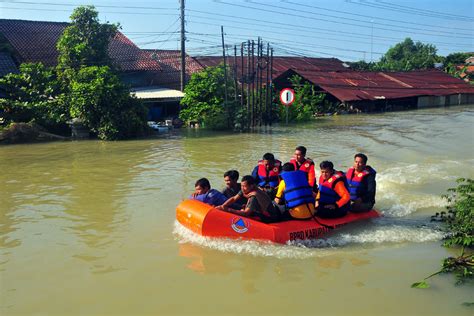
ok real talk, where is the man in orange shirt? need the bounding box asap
[316,161,350,218]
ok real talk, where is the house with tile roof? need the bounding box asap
[0,18,205,121]
[0,19,165,73]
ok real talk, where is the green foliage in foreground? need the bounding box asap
[442,179,474,248]
[412,179,473,293]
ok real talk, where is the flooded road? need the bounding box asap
[1,106,473,315]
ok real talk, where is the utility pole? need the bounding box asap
[255,36,261,124]
[370,19,374,63]
[265,43,270,126]
[240,42,244,109]
[221,26,228,106]
[234,45,237,102]
[246,40,251,129]
[259,39,263,126]
[269,47,273,126]
[251,40,255,127]
[180,0,186,91]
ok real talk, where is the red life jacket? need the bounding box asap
[257,159,281,188]
[346,166,376,201]
[289,157,314,173]
[318,171,346,205]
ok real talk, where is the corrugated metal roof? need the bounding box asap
[0,19,162,71]
[280,69,474,102]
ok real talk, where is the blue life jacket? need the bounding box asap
[346,166,376,201]
[281,171,315,208]
[191,189,228,206]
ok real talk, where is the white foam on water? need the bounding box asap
[376,161,464,188]
[297,225,446,248]
[173,220,446,259]
[379,193,447,217]
[173,220,323,259]
[373,161,462,217]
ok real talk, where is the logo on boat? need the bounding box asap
[231,217,249,233]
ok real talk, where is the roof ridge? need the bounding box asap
[0,18,69,25]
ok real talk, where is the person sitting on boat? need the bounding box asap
[345,153,376,213]
[289,146,316,191]
[274,163,316,220]
[251,152,282,199]
[221,169,247,209]
[190,178,228,206]
[316,161,350,218]
[217,175,281,223]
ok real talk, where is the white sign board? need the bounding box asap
[280,88,295,106]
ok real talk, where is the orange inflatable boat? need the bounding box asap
[176,200,380,244]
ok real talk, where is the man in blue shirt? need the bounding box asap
[191,178,228,206]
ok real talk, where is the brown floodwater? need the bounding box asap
[1,106,473,315]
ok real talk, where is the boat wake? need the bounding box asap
[173,218,446,259]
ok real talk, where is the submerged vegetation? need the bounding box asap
[412,178,473,292]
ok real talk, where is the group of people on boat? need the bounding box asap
[190,146,376,223]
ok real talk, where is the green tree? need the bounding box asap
[348,60,377,71]
[443,52,472,83]
[377,38,440,71]
[179,65,238,130]
[444,52,471,66]
[57,5,118,73]
[0,63,67,126]
[57,6,147,140]
[279,75,326,122]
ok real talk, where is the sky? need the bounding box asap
[0,0,473,62]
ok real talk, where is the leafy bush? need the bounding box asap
[442,178,474,248]
[0,63,68,126]
[412,178,473,291]
[69,66,148,140]
[180,65,238,130]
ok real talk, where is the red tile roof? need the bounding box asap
[140,49,204,90]
[143,49,203,74]
[279,69,474,102]
[0,19,162,71]
[0,52,18,76]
